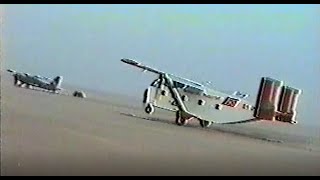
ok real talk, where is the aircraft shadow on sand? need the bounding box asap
[119,112,284,144]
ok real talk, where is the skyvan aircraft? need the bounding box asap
[7,69,64,94]
[121,58,302,128]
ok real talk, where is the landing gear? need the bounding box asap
[145,103,155,115]
[14,76,18,86]
[175,111,212,128]
[19,83,26,88]
[175,111,193,126]
[16,81,22,87]
[14,76,22,87]
[199,119,212,128]
[26,84,33,89]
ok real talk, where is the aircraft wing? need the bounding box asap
[121,58,204,87]
[121,58,166,75]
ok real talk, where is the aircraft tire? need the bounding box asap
[15,80,21,86]
[26,84,32,89]
[175,111,194,126]
[145,103,154,115]
[175,111,187,126]
[199,119,212,128]
[290,120,298,124]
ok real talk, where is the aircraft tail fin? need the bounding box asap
[51,76,63,89]
[254,77,301,124]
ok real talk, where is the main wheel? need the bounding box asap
[26,84,33,89]
[175,111,194,126]
[19,83,26,88]
[175,111,187,126]
[199,119,212,128]
[145,103,155,115]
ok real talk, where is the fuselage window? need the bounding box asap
[184,86,204,95]
[173,81,186,89]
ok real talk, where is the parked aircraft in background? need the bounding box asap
[7,69,63,94]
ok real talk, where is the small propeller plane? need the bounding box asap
[7,69,64,94]
[121,58,302,128]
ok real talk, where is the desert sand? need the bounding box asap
[1,73,320,176]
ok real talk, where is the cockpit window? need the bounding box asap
[152,76,204,96]
[173,81,186,89]
[162,80,186,89]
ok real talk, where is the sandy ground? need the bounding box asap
[1,73,320,176]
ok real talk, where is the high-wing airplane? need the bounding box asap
[7,69,64,93]
[121,58,302,128]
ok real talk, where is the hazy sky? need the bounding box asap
[2,4,319,125]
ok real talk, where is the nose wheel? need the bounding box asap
[145,103,155,115]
